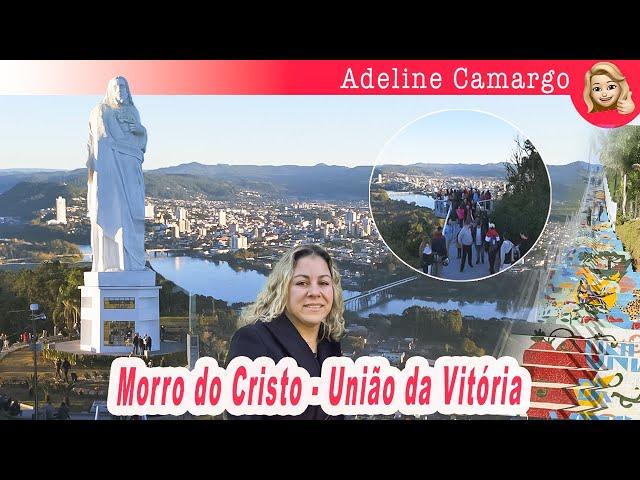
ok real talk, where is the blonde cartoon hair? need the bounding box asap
[584,62,630,113]
[238,244,345,341]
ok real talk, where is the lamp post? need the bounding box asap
[29,304,46,420]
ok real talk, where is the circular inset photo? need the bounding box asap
[369,109,551,282]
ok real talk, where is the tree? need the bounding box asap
[600,126,640,218]
[491,137,550,254]
[461,337,485,356]
[370,186,437,268]
[6,262,83,335]
[53,268,82,332]
[402,306,463,341]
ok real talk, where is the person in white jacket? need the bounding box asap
[499,232,515,272]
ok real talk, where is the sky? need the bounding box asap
[0,94,628,171]
[379,110,528,165]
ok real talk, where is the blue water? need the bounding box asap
[78,244,92,262]
[149,255,270,303]
[145,254,525,319]
[353,297,528,320]
[385,191,436,209]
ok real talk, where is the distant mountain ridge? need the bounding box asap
[547,161,593,184]
[0,168,61,173]
[0,182,83,217]
[0,169,86,196]
[378,161,592,181]
[0,161,592,218]
[378,162,509,178]
[0,164,372,217]
[151,163,371,200]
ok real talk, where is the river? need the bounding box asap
[78,244,92,263]
[385,191,436,209]
[144,253,528,320]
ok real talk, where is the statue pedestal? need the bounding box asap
[79,270,161,354]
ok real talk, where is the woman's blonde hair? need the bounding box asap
[584,62,630,112]
[238,244,345,341]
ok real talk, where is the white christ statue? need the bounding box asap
[87,76,148,272]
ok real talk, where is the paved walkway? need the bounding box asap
[432,223,500,280]
[0,342,29,362]
[54,340,185,356]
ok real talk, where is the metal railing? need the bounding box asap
[441,203,453,238]
[475,199,494,212]
[604,173,617,228]
[434,199,450,218]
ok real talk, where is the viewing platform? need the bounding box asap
[434,199,495,219]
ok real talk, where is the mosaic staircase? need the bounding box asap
[504,176,640,419]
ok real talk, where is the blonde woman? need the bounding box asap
[583,62,635,115]
[226,244,345,420]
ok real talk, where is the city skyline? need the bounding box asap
[0,95,623,171]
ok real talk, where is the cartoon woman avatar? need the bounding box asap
[584,62,635,115]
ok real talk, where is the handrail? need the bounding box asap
[603,172,617,228]
[434,199,450,218]
[442,202,453,237]
[475,199,493,211]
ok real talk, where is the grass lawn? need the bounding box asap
[1,317,195,414]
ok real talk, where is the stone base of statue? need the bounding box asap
[79,270,160,354]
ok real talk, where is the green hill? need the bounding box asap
[370,186,437,268]
[0,182,82,218]
[0,161,591,218]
